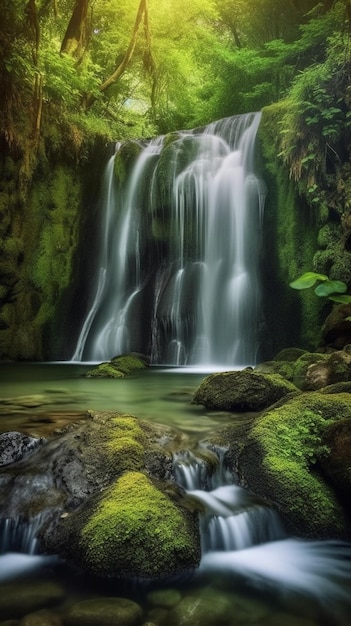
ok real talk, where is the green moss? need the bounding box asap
[260,103,324,351]
[80,471,200,578]
[85,363,126,378]
[110,354,147,375]
[249,392,351,535]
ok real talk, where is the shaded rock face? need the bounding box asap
[322,304,351,349]
[192,369,299,412]
[320,418,351,511]
[0,412,200,581]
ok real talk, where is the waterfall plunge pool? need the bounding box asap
[0,363,351,625]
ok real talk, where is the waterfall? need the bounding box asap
[72,113,266,365]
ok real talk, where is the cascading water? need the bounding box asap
[173,449,351,621]
[72,113,266,366]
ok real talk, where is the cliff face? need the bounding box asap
[0,125,109,361]
[258,98,351,355]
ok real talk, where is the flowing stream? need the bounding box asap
[72,113,266,366]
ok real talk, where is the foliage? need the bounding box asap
[290,271,351,303]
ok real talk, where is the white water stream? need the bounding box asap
[72,113,266,366]
[173,449,351,619]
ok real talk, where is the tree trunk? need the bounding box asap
[60,0,90,61]
[99,0,147,93]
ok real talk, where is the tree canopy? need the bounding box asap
[0,0,350,152]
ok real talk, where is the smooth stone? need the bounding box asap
[64,598,143,626]
[0,581,65,620]
[19,610,62,625]
[146,588,182,608]
[167,592,233,626]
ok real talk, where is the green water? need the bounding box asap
[0,363,236,438]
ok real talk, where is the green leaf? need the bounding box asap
[289,272,328,290]
[328,294,351,304]
[314,280,347,297]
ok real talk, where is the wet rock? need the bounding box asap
[192,369,299,412]
[261,612,319,626]
[0,432,42,466]
[84,353,148,378]
[146,589,182,609]
[19,610,62,625]
[320,418,351,510]
[64,598,143,626]
[322,303,351,348]
[166,589,234,626]
[50,470,201,580]
[0,580,64,620]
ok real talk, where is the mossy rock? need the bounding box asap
[237,392,351,538]
[84,363,126,378]
[64,597,142,626]
[273,347,308,362]
[192,369,299,412]
[85,354,148,378]
[254,360,295,380]
[292,352,330,389]
[58,471,200,580]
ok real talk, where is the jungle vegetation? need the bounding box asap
[1,0,350,153]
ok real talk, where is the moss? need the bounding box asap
[259,104,323,353]
[80,471,200,579]
[110,354,147,375]
[244,392,351,536]
[85,355,147,378]
[85,362,126,378]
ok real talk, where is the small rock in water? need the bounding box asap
[0,432,42,466]
[0,579,65,620]
[146,588,182,609]
[20,609,62,625]
[64,598,143,626]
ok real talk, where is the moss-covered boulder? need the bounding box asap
[192,369,299,412]
[52,471,201,580]
[234,392,351,538]
[84,353,149,378]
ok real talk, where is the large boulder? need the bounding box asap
[0,412,200,581]
[50,470,200,580]
[192,369,299,412]
[223,392,351,538]
[322,303,351,348]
